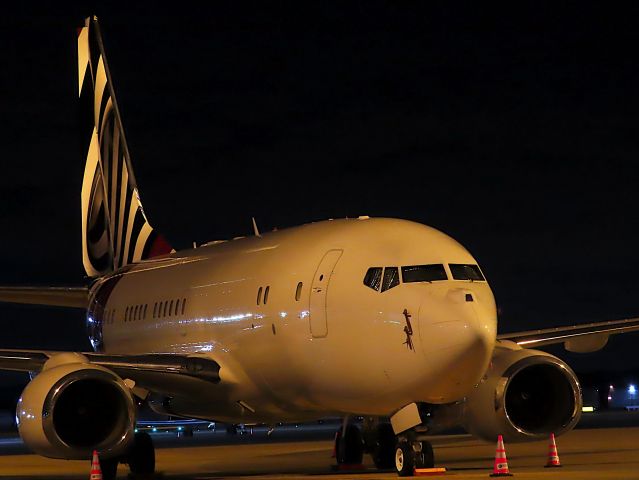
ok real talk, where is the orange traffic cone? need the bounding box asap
[90,450,102,480]
[490,435,513,477]
[544,433,562,468]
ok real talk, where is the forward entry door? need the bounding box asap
[309,249,343,338]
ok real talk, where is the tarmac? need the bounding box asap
[0,415,637,479]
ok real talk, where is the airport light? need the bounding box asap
[628,384,636,395]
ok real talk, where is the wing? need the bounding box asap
[0,286,88,308]
[0,349,220,389]
[498,317,639,352]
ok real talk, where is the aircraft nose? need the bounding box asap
[418,287,497,400]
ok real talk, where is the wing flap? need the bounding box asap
[498,317,639,351]
[0,286,88,308]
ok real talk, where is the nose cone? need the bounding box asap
[418,286,497,402]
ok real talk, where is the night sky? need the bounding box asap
[1,2,639,387]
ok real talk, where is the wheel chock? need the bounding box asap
[414,467,447,476]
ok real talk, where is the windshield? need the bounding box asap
[449,264,485,281]
[401,264,448,283]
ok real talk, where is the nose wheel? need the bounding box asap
[395,440,434,477]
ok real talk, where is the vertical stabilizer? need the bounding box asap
[78,16,172,277]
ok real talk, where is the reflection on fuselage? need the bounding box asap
[86,218,497,421]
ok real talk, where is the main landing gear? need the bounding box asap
[99,431,156,480]
[335,424,364,464]
[336,419,435,477]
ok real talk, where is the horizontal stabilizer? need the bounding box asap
[0,286,88,308]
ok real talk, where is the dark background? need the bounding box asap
[1,2,639,397]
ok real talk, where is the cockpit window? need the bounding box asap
[363,267,383,291]
[449,264,485,281]
[381,267,400,292]
[402,264,448,283]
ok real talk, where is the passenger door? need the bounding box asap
[309,249,343,338]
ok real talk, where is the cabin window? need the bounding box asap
[381,267,400,292]
[295,282,303,301]
[449,264,485,281]
[153,302,158,319]
[402,264,448,283]
[143,304,148,320]
[174,299,179,316]
[257,287,263,305]
[163,301,168,317]
[169,300,174,317]
[134,305,139,321]
[363,267,383,291]
[181,298,186,315]
[264,286,270,304]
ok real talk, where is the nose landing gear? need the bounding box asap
[359,417,436,476]
[394,439,434,476]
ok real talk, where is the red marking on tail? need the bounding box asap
[147,234,173,258]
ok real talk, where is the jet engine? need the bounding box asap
[16,354,136,459]
[462,342,582,442]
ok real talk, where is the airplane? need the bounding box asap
[0,15,638,479]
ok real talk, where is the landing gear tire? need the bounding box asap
[127,431,156,475]
[420,441,434,469]
[372,423,396,469]
[395,441,414,477]
[98,457,118,480]
[395,440,434,476]
[336,424,364,465]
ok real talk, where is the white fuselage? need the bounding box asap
[89,218,497,423]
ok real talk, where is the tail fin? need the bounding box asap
[77,16,172,277]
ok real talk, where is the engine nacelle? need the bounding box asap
[463,342,582,442]
[16,354,136,459]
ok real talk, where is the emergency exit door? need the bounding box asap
[309,249,343,338]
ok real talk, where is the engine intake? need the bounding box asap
[16,358,135,459]
[463,343,582,442]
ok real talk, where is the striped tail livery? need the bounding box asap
[78,16,172,277]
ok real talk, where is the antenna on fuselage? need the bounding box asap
[252,217,262,238]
